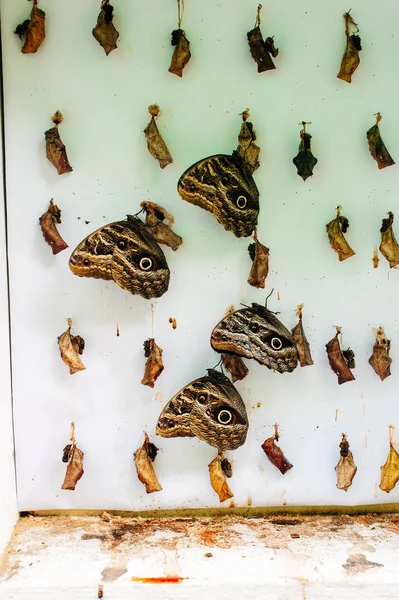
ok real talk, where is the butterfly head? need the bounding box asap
[177,154,259,237]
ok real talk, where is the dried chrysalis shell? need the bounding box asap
[369,327,392,382]
[291,304,313,367]
[14,0,45,54]
[144,105,173,169]
[380,427,399,493]
[45,111,73,175]
[337,11,361,83]
[58,318,86,375]
[140,201,182,251]
[335,434,357,491]
[379,212,399,268]
[61,424,84,491]
[326,206,355,261]
[169,29,191,77]
[221,354,249,382]
[262,426,293,474]
[247,233,269,289]
[367,113,395,170]
[39,199,68,255]
[235,109,260,174]
[92,0,119,56]
[326,326,355,384]
[293,123,318,181]
[208,452,234,502]
[134,432,162,494]
[247,5,278,73]
[141,338,164,388]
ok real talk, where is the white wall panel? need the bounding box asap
[1,0,399,510]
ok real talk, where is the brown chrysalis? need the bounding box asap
[247,230,269,289]
[367,113,395,170]
[140,201,182,250]
[58,318,86,375]
[326,326,355,384]
[14,0,45,54]
[144,105,173,169]
[293,122,318,181]
[134,432,162,494]
[169,0,191,77]
[291,304,313,367]
[261,424,293,474]
[208,451,234,502]
[380,426,399,493]
[45,111,73,175]
[369,327,392,382]
[335,433,357,491]
[337,11,361,83]
[219,305,249,382]
[326,205,355,261]
[379,212,399,268]
[61,423,84,491]
[39,199,68,255]
[247,4,278,73]
[235,109,260,174]
[92,0,119,56]
[141,338,164,388]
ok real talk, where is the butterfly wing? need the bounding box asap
[210,305,298,373]
[156,369,248,451]
[69,216,170,299]
[177,154,259,238]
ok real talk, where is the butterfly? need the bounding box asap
[210,304,298,373]
[177,154,259,237]
[156,369,248,451]
[69,215,170,299]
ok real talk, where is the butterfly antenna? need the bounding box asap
[264,288,274,308]
[212,356,224,371]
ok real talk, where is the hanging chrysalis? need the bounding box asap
[57,318,86,375]
[367,113,395,170]
[169,0,191,77]
[380,426,399,493]
[247,4,278,73]
[235,109,260,174]
[293,122,318,181]
[379,212,399,268]
[144,105,173,169]
[337,11,361,83]
[134,433,162,494]
[261,424,293,474]
[92,0,119,56]
[45,111,73,175]
[247,230,269,289]
[369,327,392,382]
[140,201,182,250]
[208,451,234,502]
[326,206,355,261]
[141,338,164,388]
[39,199,68,255]
[219,306,249,382]
[291,304,313,367]
[326,326,355,384]
[335,433,357,491]
[61,423,84,491]
[14,0,45,54]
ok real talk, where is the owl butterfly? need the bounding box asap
[211,303,298,373]
[177,154,259,238]
[69,215,170,299]
[156,369,248,451]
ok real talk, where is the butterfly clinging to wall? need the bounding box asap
[156,369,249,451]
[210,304,298,373]
[177,154,260,238]
[69,215,170,299]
